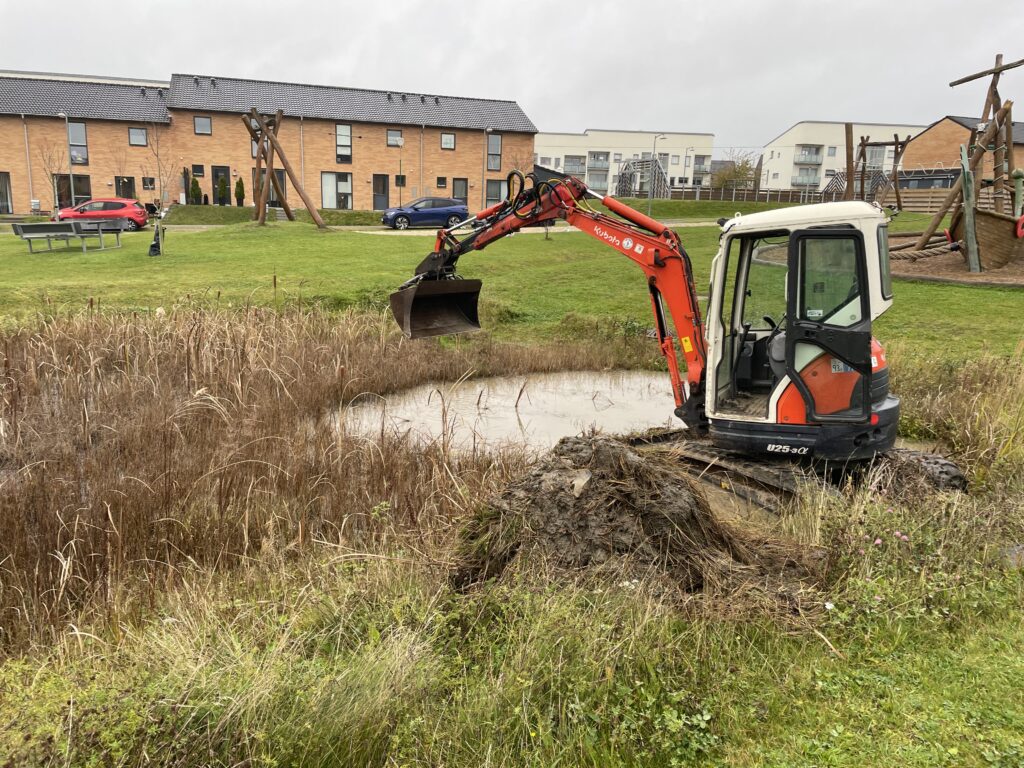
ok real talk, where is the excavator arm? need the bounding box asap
[389,171,709,428]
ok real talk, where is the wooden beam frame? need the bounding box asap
[249,110,326,229]
[914,100,1013,248]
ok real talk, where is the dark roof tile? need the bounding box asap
[168,74,536,133]
[0,75,170,122]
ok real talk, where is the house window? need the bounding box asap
[115,176,136,199]
[440,132,455,150]
[193,116,212,135]
[671,155,680,165]
[553,157,560,169]
[142,177,156,190]
[192,164,205,178]
[0,172,11,215]
[540,156,551,166]
[54,173,91,208]
[613,153,622,162]
[564,155,587,175]
[68,122,88,165]
[771,172,779,180]
[320,171,352,209]
[487,133,502,171]
[387,129,403,147]
[436,177,447,188]
[395,174,406,187]
[336,124,352,163]
[827,146,837,157]
[825,169,836,177]
[251,138,268,158]
[485,179,508,206]
[128,127,148,146]
[769,150,774,159]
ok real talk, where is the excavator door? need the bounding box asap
[389,278,482,339]
[784,229,872,423]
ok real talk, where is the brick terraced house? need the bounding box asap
[899,115,1024,189]
[0,70,537,215]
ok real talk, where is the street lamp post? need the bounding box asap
[56,111,74,211]
[647,133,666,216]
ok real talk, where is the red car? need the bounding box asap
[54,198,148,231]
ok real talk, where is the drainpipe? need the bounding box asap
[481,127,493,209]
[21,114,34,210]
[299,116,305,196]
[420,124,424,197]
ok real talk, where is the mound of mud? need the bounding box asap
[453,436,819,612]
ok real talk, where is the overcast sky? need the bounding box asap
[3,0,1022,156]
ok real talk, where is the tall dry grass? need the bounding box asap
[0,308,652,653]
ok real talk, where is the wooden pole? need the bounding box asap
[892,134,909,211]
[960,145,981,272]
[858,136,868,201]
[256,126,275,225]
[914,101,1013,248]
[251,110,326,229]
[265,114,295,221]
[247,115,263,222]
[844,123,855,200]
[242,114,293,222]
[949,55,1024,86]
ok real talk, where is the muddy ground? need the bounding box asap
[452,435,821,617]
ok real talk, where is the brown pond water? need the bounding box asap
[339,370,680,452]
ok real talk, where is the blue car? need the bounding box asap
[381,197,469,230]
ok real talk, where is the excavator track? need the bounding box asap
[628,430,811,511]
[628,429,966,511]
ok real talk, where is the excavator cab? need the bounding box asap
[706,202,897,459]
[389,278,482,338]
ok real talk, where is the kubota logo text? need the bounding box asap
[594,226,621,247]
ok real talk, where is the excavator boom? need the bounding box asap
[389,172,708,426]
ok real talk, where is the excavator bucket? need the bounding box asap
[389,279,483,338]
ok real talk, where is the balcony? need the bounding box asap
[588,159,610,170]
[564,164,587,176]
[793,152,823,165]
[693,164,711,174]
[791,176,821,187]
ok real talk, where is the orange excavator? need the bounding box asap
[390,171,964,493]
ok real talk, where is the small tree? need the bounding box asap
[711,150,758,190]
[189,177,202,205]
[217,175,229,206]
[235,178,245,207]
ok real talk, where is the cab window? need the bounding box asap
[877,224,893,299]
[798,237,862,326]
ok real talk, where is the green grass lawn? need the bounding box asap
[0,219,1017,356]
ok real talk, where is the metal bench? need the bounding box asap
[12,219,128,253]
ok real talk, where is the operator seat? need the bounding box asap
[768,331,787,381]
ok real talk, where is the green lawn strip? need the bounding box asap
[161,205,253,225]
[716,609,1024,766]
[0,223,1018,356]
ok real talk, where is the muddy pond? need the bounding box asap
[339,371,680,452]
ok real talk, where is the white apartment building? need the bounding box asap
[533,129,715,194]
[760,121,926,191]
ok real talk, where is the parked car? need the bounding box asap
[380,197,469,229]
[53,198,149,231]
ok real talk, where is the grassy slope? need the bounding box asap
[0,218,1017,356]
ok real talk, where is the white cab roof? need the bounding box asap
[722,201,886,234]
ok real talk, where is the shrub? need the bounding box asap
[235,177,245,206]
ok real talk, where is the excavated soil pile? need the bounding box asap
[452,436,820,614]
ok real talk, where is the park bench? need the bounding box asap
[12,219,128,253]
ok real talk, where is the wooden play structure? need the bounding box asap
[910,54,1024,272]
[240,109,326,228]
